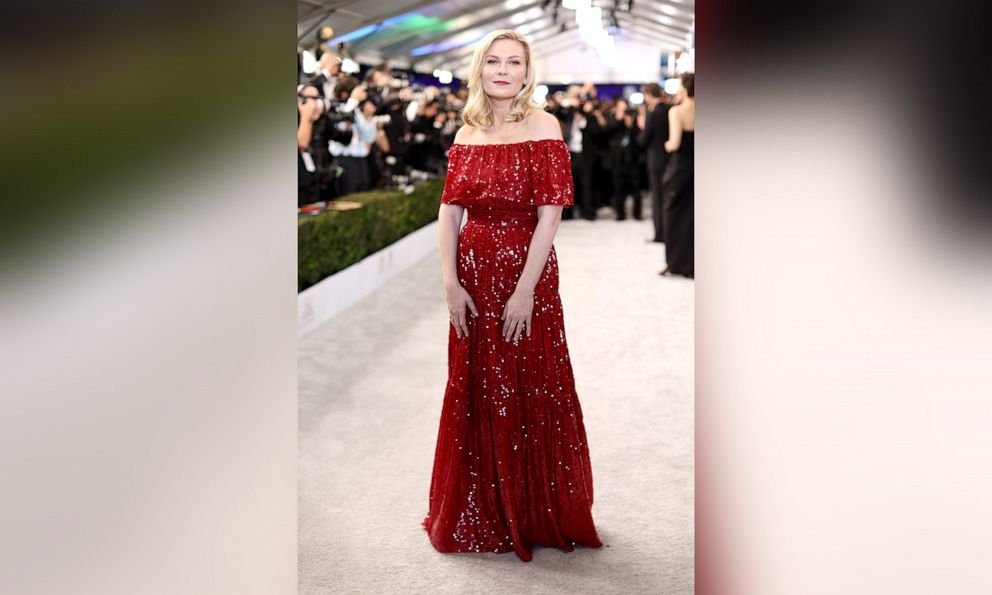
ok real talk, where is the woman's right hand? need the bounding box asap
[445,283,479,339]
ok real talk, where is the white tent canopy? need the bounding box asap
[298,0,694,83]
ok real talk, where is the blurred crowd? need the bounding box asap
[297,49,468,205]
[542,74,695,277]
[297,45,694,274]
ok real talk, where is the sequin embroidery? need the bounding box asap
[422,139,603,563]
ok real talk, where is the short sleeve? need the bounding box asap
[439,145,463,205]
[531,140,574,207]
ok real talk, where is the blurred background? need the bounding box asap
[295,2,697,592]
[2,0,992,594]
[294,0,696,315]
[294,0,695,223]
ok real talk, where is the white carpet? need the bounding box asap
[299,202,694,594]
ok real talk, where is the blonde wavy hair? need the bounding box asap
[461,30,544,129]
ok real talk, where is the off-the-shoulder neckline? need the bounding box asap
[450,138,567,148]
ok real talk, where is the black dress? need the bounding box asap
[662,130,694,276]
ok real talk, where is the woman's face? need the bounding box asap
[361,100,376,118]
[481,39,528,100]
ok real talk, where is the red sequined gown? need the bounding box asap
[422,139,603,562]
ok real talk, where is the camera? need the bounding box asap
[299,91,356,125]
[298,92,333,113]
[323,107,355,125]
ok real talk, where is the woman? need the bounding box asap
[661,72,695,278]
[422,29,603,562]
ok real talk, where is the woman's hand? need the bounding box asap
[501,290,534,343]
[349,84,368,103]
[445,283,478,339]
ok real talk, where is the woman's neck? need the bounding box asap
[489,96,513,128]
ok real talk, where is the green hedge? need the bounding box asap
[298,178,445,292]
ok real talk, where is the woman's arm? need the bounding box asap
[374,128,390,153]
[438,202,478,338]
[438,203,464,290]
[515,112,566,296]
[502,205,561,342]
[514,205,561,295]
[501,112,566,341]
[664,106,682,153]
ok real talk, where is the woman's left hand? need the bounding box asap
[501,290,534,343]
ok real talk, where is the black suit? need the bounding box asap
[561,109,601,220]
[305,73,336,100]
[377,97,411,174]
[298,108,354,204]
[637,103,670,241]
[604,115,643,219]
[408,114,445,174]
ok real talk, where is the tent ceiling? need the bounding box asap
[298,0,694,81]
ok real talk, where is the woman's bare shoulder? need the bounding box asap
[453,125,476,144]
[527,110,564,141]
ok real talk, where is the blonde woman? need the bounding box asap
[422,29,603,562]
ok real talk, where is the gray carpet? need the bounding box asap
[299,203,694,594]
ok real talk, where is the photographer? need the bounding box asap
[362,97,392,189]
[365,64,413,177]
[436,89,463,149]
[298,84,323,206]
[636,83,671,243]
[557,91,603,220]
[298,80,358,203]
[583,98,611,213]
[327,77,378,195]
[604,99,643,220]
[408,98,447,174]
[297,85,321,152]
[309,51,342,100]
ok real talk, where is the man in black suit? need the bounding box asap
[560,101,603,221]
[305,52,341,100]
[604,101,643,220]
[637,83,670,242]
[298,85,326,206]
[408,99,446,174]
